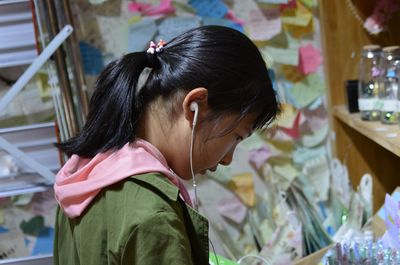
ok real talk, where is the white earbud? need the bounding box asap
[190,102,199,127]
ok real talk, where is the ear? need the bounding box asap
[182,87,208,127]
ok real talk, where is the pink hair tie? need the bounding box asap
[146,40,166,54]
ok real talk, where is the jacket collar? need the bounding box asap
[132,173,180,202]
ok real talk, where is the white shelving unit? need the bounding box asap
[0,1,62,264]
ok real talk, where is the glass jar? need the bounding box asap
[379,46,400,125]
[358,45,382,121]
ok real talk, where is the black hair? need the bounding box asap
[58,26,280,157]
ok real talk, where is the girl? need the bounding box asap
[53,25,279,265]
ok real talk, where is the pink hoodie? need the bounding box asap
[54,138,192,218]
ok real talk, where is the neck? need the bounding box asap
[137,106,190,179]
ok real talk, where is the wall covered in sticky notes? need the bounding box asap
[67,0,352,264]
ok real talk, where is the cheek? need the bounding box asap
[198,138,235,166]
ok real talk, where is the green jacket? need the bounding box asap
[54,173,209,265]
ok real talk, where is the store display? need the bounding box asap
[379,46,400,125]
[320,192,400,265]
[358,45,382,121]
[1,0,398,264]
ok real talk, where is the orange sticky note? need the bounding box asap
[280,65,307,83]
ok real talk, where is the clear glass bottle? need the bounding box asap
[379,46,400,124]
[358,45,382,121]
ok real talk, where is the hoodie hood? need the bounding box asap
[54,138,192,218]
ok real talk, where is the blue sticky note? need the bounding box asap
[202,18,243,32]
[0,226,9,233]
[31,227,54,255]
[79,41,104,75]
[157,16,201,42]
[308,96,323,110]
[280,81,299,107]
[189,0,228,18]
[128,19,158,52]
[268,69,276,90]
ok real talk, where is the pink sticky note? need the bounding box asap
[248,9,282,41]
[249,146,272,169]
[298,43,323,74]
[280,0,297,11]
[217,196,247,224]
[128,0,175,16]
[280,111,301,139]
[225,10,245,25]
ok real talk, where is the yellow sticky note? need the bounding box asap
[273,163,299,183]
[0,209,3,224]
[229,173,255,207]
[285,18,314,38]
[275,103,298,128]
[281,1,312,27]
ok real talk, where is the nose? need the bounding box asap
[219,151,234,166]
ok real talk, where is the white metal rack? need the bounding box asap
[0,1,75,264]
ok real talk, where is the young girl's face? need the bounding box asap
[193,113,256,176]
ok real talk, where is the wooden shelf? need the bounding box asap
[333,105,400,158]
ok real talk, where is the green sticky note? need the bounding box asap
[261,46,299,66]
[299,0,315,8]
[20,216,45,236]
[291,74,325,108]
[209,253,239,265]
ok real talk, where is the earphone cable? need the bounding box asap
[190,120,198,211]
[209,238,220,265]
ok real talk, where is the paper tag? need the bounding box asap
[381,99,398,111]
[358,98,378,111]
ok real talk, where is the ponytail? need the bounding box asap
[57,52,148,157]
